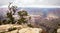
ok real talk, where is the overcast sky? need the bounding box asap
[0,0,60,7]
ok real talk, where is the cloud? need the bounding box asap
[0,0,60,7]
[0,0,14,6]
[14,0,60,5]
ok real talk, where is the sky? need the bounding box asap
[0,0,60,7]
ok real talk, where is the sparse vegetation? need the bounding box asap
[28,24,33,27]
[7,11,14,24]
[17,10,28,24]
[8,27,17,31]
[6,3,17,24]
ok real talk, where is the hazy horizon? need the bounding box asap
[0,8,60,17]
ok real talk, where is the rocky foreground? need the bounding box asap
[0,24,43,33]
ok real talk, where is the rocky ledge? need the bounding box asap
[0,24,43,33]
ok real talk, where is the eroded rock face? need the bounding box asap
[0,24,43,33]
[19,28,42,33]
[6,30,18,33]
[5,28,42,33]
[57,28,60,33]
[0,24,25,33]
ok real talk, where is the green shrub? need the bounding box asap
[8,27,17,31]
[28,24,33,27]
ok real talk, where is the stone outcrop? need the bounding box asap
[57,28,60,33]
[19,28,42,33]
[0,24,43,33]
